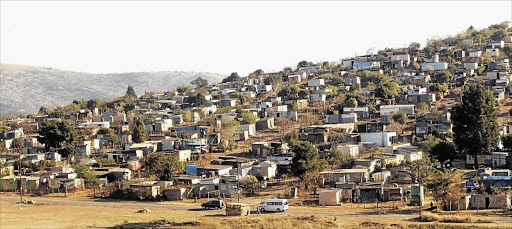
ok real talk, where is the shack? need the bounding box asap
[319,189,342,206]
[470,194,511,209]
[226,203,251,216]
[163,188,187,200]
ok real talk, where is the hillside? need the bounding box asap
[0,64,225,115]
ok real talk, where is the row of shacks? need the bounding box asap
[0,167,84,194]
[317,168,512,210]
[319,184,511,210]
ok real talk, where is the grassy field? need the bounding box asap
[2,193,511,229]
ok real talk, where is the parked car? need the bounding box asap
[202,200,225,209]
[258,199,288,212]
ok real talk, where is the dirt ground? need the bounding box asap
[1,191,511,229]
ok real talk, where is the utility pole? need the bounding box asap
[18,146,23,203]
[237,159,240,203]
[417,161,422,220]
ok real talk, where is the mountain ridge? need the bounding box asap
[0,63,226,115]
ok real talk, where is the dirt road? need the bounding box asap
[2,195,510,223]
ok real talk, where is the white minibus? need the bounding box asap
[258,199,289,212]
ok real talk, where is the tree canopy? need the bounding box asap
[190,77,208,89]
[144,152,184,181]
[240,112,257,124]
[391,111,408,125]
[430,141,458,163]
[435,70,454,84]
[72,163,99,185]
[38,120,77,151]
[125,85,137,98]
[291,141,326,179]
[132,118,148,143]
[428,169,464,210]
[98,128,118,145]
[278,84,300,100]
[177,85,192,94]
[452,84,499,167]
[222,72,240,83]
[375,81,401,99]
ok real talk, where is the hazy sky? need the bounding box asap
[1,1,511,76]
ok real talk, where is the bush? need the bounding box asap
[137,208,151,213]
[419,212,494,223]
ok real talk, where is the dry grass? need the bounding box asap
[419,212,494,223]
[2,196,507,229]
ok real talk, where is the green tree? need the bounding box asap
[297,60,309,68]
[491,30,507,41]
[125,85,137,98]
[322,61,330,70]
[98,128,118,145]
[215,106,231,114]
[418,135,442,151]
[482,52,493,65]
[96,158,116,167]
[240,112,257,124]
[435,70,454,84]
[132,118,148,143]
[190,77,208,89]
[283,67,293,75]
[298,89,310,99]
[391,111,408,125]
[249,69,265,79]
[416,102,428,113]
[177,85,192,94]
[278,84,300,100]
[291,141,326,179]
[407,156,440,183]
[87,99,99,110]
[72,163,99,185]
[501,135,512,151]
[452,84,499,167]
[187,93,207,107]
[429,83,449,96]
[264,74,283,86]
[39,106,49,115]
[428,169,463,211]
[181,110,192,122]
[343,98,358,108]
[375,81,401,99]
[145,152,185,181]
[222,72,240,83]
[409,42,421,56]
[38,120,77,152]
[326,148,348,168]
[239,176,259,194]
[430,141,457,163]
[351,83,361,92]
[223,120,240,129]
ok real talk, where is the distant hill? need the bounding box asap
[0,64,226,116]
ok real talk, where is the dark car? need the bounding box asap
[201,200,225,209]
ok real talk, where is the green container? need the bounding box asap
[0,177,18,191]
[411,185,424,203]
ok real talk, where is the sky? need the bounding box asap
[1,1,511,76]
